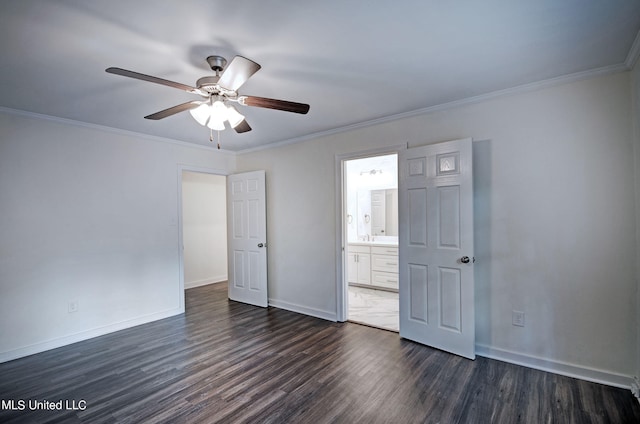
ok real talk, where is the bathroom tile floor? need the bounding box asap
[348,286,399,332]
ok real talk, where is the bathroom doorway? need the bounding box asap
[343,153,399,331]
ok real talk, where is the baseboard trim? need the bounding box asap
[475,343,634,390]
[268,298,337,322]
[185,277,227,289]
[631,376,640,401]
[0,307,183,364]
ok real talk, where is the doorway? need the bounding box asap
[343,153,399,331]
[337,139,475,357]
[180,170,228,293]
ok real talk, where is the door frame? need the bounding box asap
[177,164,229,313]
[334,144,407,322]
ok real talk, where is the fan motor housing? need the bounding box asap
[196,76,221,93]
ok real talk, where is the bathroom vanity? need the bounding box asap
[347,241,398,291]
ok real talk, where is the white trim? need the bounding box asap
[335,156,347,322]
[625,29,640,69]
[268,298,337,322]
[334,144,407,322]
[0,106,236,155]
[475,343,635,390]
[237,63,629,155]
[184,277,227,289]
[178,164,230,176]
[0,307,182,364]
[631,376,640,400]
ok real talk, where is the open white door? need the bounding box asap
[227,170,268,307]
[398,138,475,359]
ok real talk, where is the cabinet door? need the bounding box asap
[356,253,371,285]
[347,252,358,283]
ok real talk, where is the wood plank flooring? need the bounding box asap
[1,282,639,423]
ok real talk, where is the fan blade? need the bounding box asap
[144,101,201,120]
[234,119,252,133]
[240,96,310,114]
[217,56,261,91]
[106,67,200,94]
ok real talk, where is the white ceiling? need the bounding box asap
[1,1,639,152]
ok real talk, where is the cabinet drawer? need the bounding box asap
[371,254,399,273]
[348,244,370,254]
[371,271,398,289]
[371,246,398,256]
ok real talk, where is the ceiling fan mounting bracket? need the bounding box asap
[206,55,227,73]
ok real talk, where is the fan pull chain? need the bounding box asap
[208,129,221,149]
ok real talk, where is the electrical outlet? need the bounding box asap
[512,310,525,327]
[68,300,79,313]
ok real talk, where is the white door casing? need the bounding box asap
[398,138,475,359]
[227,170,268,307]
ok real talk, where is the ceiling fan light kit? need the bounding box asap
[189,97,244,130]
[106,54,310,149]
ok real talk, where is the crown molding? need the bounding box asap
[1,56,633,158]
[237,62,629,155]
[0,106,237,156]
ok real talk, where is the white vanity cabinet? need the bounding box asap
[347,244,398,290]
[348,245,371,285]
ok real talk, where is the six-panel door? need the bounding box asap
[398,138,475,359]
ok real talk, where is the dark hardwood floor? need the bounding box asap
[1,282,639,423]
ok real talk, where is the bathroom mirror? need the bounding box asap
[357,188,398,238]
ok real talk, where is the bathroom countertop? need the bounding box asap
[348,240,398,247]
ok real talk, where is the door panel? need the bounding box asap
[232,200,244,238]
[227,170,268,307]
[233,251,245,288]
[248,199,259,238]
[438,186,460,249]
[399,138,474,359]
[439,267,462,332]
[409,263,428,323]
[408,188,428,246]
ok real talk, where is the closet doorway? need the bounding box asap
[343,153,399,331]
[180,170,228,294]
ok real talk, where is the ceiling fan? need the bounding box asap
[106,55,310,147]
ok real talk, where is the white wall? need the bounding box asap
[0,110,235,362]
[236,71,637,386]
[182,171,227,288]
